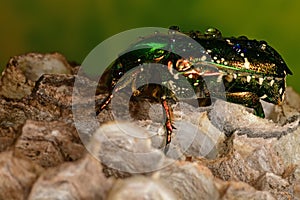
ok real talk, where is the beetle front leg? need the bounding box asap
[161,96,175,153]
[96,70,141,115]
[226,92,265,118]
[95,93,113,115]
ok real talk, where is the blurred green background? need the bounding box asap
[0,0,299,92]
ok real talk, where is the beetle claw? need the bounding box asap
[164,144,170,154]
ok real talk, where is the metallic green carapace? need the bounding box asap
[98,26,292,150]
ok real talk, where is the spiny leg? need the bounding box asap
[95,93,113,115]
[226,92,265,118]
[96,72,139,115]
[135,84,176,153]
[161,96,175,153]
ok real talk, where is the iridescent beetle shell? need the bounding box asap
[186,27,292,106]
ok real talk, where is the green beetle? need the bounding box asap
[97,26,292,151]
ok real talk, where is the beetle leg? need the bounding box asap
[95,93,113,115]
[161,96,174,152]
[95,76,139,115]
[131,76,141,97]
[96,69,141,115]
[226,92,265,118]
